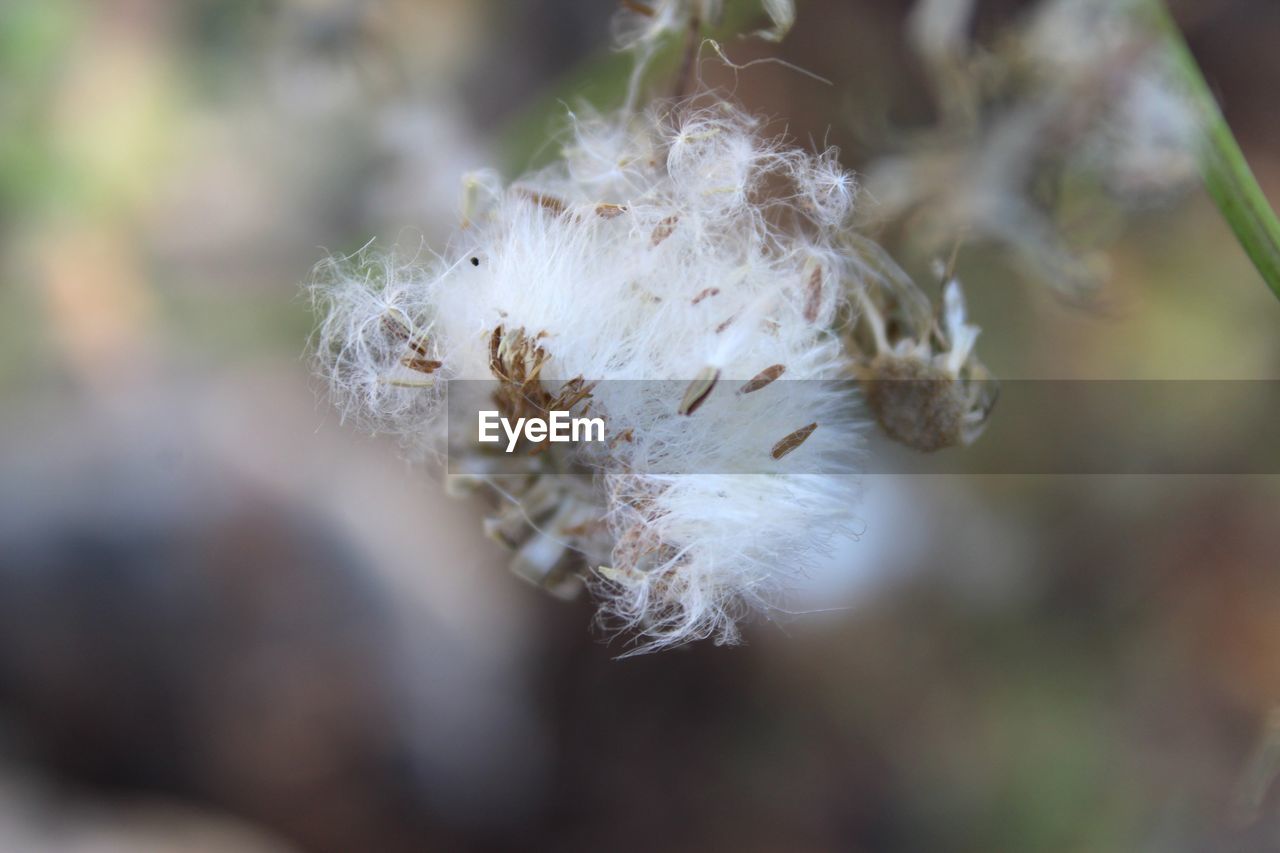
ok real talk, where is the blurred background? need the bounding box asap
[1,0,1278,850]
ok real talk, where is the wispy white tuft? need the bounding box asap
[1021,0,1200,199]
[310,247,444,451]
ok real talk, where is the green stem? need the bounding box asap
[1150,0,1280,301]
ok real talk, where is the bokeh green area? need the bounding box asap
[0,2,1278,851]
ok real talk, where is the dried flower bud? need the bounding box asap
[861,349,982,453]
[849,244,996,451]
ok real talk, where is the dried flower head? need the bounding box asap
[1016,0,1200,200]
[314,96,876,651]
[866,0,1201,297]
[847,240,995,452]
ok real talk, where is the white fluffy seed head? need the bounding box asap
[314,98,872,650]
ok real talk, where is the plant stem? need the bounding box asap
[1150,0,1280,302]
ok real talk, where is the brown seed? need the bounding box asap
[771,422,818,459]
[515,187,567,216]
[595,203,628,219]
[804,266,823,324]
[488,325,504,376]
[400,356,443,374]
[381,314,410,342]
[678,367,720,415]
[691,287,720,305]
[651,215,679,246]
[738,364,785,394]
[714,314,738,334]
[382,315,434,359]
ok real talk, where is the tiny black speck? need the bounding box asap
[470,257,480,267]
